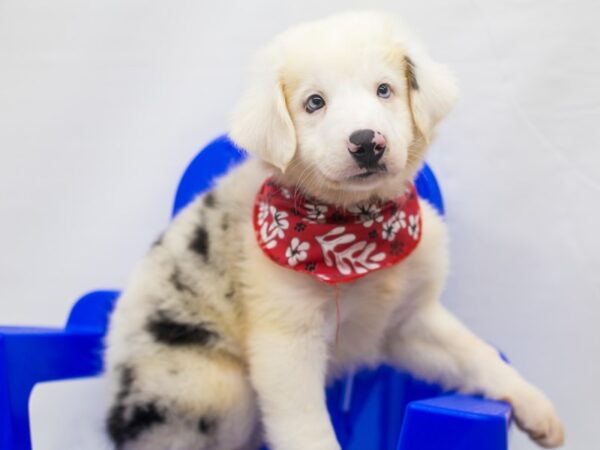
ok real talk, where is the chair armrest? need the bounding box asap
[0,290,118,450]
[0,327,106,450]
[0,327,103,450]
[397,394,511,450]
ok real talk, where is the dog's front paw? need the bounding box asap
[510,385,565,448]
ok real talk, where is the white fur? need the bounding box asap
[105,11,564,450]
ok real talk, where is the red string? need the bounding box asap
[334,283,341,344]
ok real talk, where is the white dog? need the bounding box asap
[105,11,564,450]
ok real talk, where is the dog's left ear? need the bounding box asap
[229,49,296,172]
[401,42,459,140]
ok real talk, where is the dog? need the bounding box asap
[104,11,565,450]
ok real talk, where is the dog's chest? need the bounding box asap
[321,266,409,372]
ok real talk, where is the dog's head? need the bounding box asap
[230,12,458,205]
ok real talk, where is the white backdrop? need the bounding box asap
[1,1,599,449]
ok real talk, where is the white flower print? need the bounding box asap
[407,214,420,240]
[382,218,400,241]
[349,203,384,228]
[271,206,289,231]
[382,210,407,241]
[285,237,310,266]
[395,210,407,229]
[259,206,289,249]
[305,203,328,223]
[257,202,269,225]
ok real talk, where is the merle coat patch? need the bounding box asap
[203,192,216,208]
[189,225,209,261]
[198,416,218,434]
[106,367,166,447]
[170,266,196,295]
[147,314,219,346]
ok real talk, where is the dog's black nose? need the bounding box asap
[347,129,386,168]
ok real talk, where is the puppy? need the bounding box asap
[105,11,564,450]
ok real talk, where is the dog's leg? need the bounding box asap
[246,311,340,450]
[384,301,564,448]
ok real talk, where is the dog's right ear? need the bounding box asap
[229,50,296,172]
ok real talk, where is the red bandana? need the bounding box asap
[253,178,422,285]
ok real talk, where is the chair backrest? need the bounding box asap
[172,135,246,217]
[172,135,445,218]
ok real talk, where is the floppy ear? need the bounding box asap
[402,44,459,140]
[229,52,297,172]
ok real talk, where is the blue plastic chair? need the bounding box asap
[0,135,511,450]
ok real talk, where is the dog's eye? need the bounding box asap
[305,94,326,113]
[377,83,392,99]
